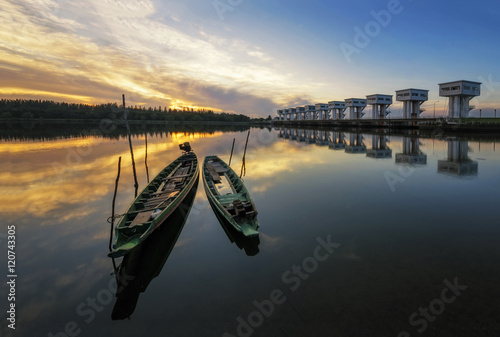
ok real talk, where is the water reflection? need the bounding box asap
[276,127,487,180]
[0,121,254,141]
[345,132,366,154]
[438,138,478,177]
[315,130,329,146]
[111,177,199,320]
[3,125,499,337]
[366,134,392,159]
[396,135,427,165]
[209,200,260,256]
[328,131,346,150]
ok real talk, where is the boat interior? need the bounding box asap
[120,157,196,229]
[205,157,256,218]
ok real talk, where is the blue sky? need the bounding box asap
[0,0,499,116]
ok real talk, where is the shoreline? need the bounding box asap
[272,118,500,134]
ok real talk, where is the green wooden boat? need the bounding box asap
[111,176,198,320]
[108,143,198,258]
[202,155,259,237]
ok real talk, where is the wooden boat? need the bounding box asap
[111,176,198,320]
[202,155,259,237]
[108,143,198,258]
[209,198,260,256]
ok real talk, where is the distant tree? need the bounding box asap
[21,111,34,119]
[0,111,12,120]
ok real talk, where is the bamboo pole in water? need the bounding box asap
[240,130,250,178]
[109,156,122,252]
[228,138,235,166]
[123,94,139,197]
[145,132,149,183]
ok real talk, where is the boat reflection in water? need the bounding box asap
[111,176,199,320]
[208,197,260,256]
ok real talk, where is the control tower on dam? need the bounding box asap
[345,98,367,120]
[439,80,481,118]
[396,89,429,119]
[367,94,393,119]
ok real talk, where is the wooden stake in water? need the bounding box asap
[145,133,150,183]
[240,130,250,178]
[109,156,122,252]
[228,138,235,166]
[123,94,139,197]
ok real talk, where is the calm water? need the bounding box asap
[1,123,500,337]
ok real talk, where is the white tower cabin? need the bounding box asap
[328,101,346,120]
[289,108,297,120]
[345,98,367,120]
[315,103,329,120]
[396,89,429,119]
[439,80,481,118]
[283,108,290,120]
[296,106,306,120]
[304,105,316,120]
[366,94,392,119]
[277,109,284,120]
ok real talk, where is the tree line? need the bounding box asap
[0,99,260,122]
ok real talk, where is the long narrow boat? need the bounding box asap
[202,155,259,237]
[108,143,198,258]
[111,176,198,320]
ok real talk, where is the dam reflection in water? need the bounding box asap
[278,127,480,177]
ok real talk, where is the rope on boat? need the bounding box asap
[107,213,124,224]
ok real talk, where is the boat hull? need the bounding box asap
[111,176,198,319]
[202,155,259,237]
[109,153,198,258]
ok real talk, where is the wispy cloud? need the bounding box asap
[0,0,315,116]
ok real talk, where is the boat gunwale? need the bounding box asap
[110,153,199,256]
[201,155,259,236]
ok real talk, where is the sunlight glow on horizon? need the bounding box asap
[0,0,499,116]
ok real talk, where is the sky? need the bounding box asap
[0,0,499,117]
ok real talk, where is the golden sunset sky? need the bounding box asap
[1,0,499,116]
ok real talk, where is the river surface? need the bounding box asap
[1,123,499,337]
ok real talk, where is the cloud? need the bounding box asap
[0,0,315,117]
[149,78,278,115]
